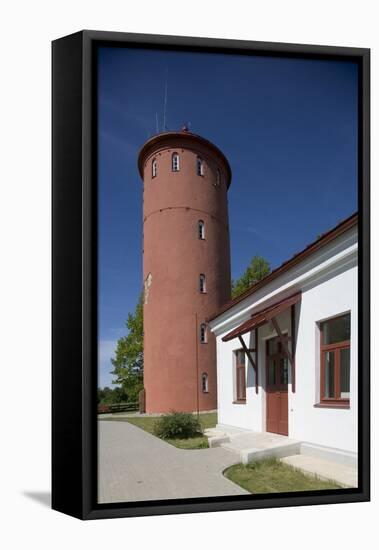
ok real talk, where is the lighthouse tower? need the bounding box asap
[138,128,232,413]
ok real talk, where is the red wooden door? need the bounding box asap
[266,338,289,436]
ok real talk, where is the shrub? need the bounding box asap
[154,411,203,439]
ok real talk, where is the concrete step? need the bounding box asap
[281,455,358,488]
[235,442,301,465]
[222,431,296,451]
[205,426,358,480]
[204,428,231,448]
[219,431,301,464]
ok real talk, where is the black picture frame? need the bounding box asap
[52,30,370,520]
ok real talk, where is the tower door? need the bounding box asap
[266,337,289,436]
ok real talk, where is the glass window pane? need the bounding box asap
[324,351,335,398]
[237,366,246,399]
[322,314,350,345]
[268,358,276,385]
[200,274,205,292]
[340,347,350,399]
[237,350,245,365]
[268,339,277,355]
[197,157,203,175]
[280,358,288,385]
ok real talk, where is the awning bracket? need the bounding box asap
[238,335,259,394]
[270,316,294,369]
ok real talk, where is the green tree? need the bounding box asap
[231,255,271,299]
[110,294,144,402]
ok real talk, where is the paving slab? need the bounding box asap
[222,430,299,452]
[281,455,358,488]
[98,420,248,504]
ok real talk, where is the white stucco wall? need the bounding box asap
[211,226,358,455]
[290,266,358,452]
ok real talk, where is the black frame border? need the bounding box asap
[52,30,370,520]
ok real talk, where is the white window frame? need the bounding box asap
[199,273,206,293]
[198,220,205,240]
[200,323,207,343]
[152,158,157,178]
[197,156,204,176]
[172,152,180,172]
[202,373,209,393]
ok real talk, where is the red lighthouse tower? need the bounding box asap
[138,129,232,413]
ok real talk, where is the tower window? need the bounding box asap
[172,153,180,172]
[152,158,157,178]
[199,274,206,293]
[197,157,204,176]
[200,323,207,344]
[202,373,209,393]
[198,220,205,240]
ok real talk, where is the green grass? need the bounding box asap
[100,412,217,450]
[224,457,342,494]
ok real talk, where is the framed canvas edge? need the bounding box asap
[52,30,370,521]
[52,31,85,520]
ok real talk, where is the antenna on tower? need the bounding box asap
[163,68,168,131]
[155,112,159,134]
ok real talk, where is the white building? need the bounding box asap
[208,214,358,464]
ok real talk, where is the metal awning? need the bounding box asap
[222,292,301,342]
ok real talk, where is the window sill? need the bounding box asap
[233,400,246,405]
[314,402,350,409]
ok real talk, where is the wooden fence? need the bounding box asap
[97,402,139,414]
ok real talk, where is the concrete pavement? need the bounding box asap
[281,455,358,488]
[98,420,248,504]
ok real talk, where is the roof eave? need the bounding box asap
[208,212,358,323]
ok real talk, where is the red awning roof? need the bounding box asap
[222,292,301,342]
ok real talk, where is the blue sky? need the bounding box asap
[98,46,358,388]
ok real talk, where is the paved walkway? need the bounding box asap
[98,420,248,504]
[281,455,358,488]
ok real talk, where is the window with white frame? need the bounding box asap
[152,158,157,178]
[200,323,207,343]
[196,156,204,176]
[198,220,205,240]
[202,373,209,393]
[199,273,206,293]
[172,152,180,172]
